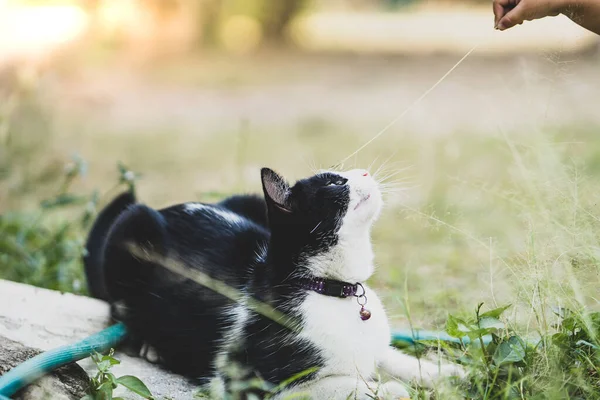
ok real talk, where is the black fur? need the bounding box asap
[84,191,135,301]
[84,168,352,393]
[217,194,268,229]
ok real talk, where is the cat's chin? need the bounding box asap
[348,186,383,226]
[337,169,382,222]
[360,196,383,225]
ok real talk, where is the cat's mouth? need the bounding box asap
[354,194,371,210]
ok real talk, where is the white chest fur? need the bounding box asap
[298,285,391,379]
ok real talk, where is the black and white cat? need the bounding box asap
[84,168,464,399]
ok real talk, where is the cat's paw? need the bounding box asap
[140,343,161,364]
[419,361,466,387]
[379,380,410,399]
[438,363,466,380]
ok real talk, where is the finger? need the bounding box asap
[497,2,525,30]
[493,1,506,26]
[493,0,519,28]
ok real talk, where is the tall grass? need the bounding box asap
[390,125,600,399]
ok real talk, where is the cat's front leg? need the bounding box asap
[277,375,410,400]
[378,347,466,389]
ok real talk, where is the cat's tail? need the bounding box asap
[84,191,136,301]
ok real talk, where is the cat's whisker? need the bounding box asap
[377,181,413,191]
[379,181,420,191]
[371,152,401,178]
[378,180,415,190]
[378,180,419,193]
[373,164,389,182]
[377,180,411,193]
[378,176,414,184]
[369,145,407,180]
[375,166,414,183]
[374,171,412,188]
[367,155,382,175]
[310,221,323,234]
[380,191,410,200]
[328,161,344,172]
[378,184,408,191]
[305,158,321,175]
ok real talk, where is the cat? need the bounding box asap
[84,167,465,399]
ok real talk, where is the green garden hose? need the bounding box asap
[0,323,485,399]
[392,329,492,346]
[0,323,127,399]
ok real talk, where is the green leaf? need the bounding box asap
[479,316,505,330]
[479,304,512,319]
[89,375,98,386]
[446,315,473,338]
[101,355,121,366]
[551,306,572,319]
[105,372,119,389]
[96,382,113,400]
[273,366,319,392]
[466,328,494,340]
[40,193,88,209]
[80,395,94,400]
[561,317,577,331]
[552,332,568,344]
[493,336,526,366]
[229,377,273,393]
[96,359,113,373]
[115,375,154,399]
[91,352,103,364]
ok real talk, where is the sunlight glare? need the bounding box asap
[0,3,88,64]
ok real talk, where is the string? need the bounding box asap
[335,38,486,168]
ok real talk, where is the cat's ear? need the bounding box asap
[261,168,292,214]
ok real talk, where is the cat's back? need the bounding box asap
[158,201,270,277]
[160,201,268,238]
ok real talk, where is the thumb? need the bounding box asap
[496,2,526,30]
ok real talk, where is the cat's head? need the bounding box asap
[261,167,382,279]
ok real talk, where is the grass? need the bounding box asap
[2,56,600,399]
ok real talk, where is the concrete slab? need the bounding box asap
[0,280,199,400]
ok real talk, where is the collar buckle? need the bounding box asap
[324,281,345,297]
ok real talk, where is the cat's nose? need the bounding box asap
[362,171,369,177]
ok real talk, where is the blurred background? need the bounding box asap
[1,0,600,331]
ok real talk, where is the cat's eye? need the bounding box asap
[326,179,347,186]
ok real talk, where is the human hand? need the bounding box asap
[493,0,567,30]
